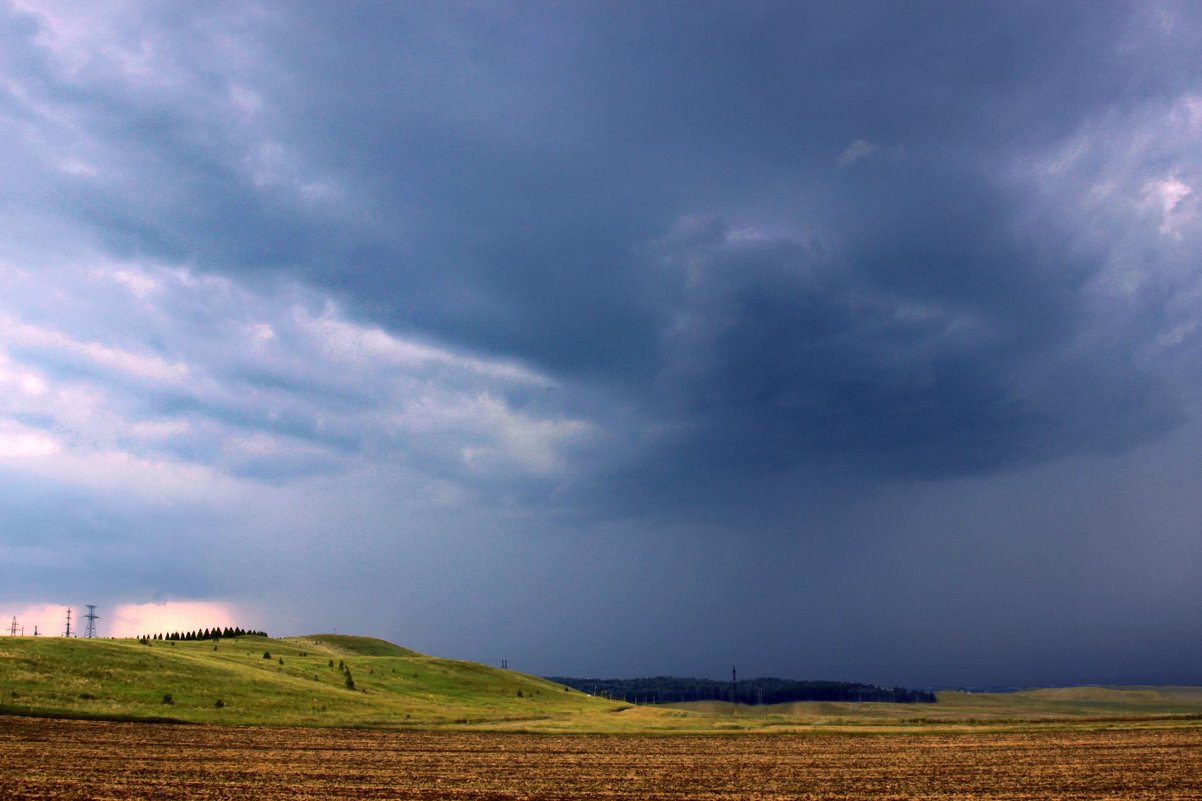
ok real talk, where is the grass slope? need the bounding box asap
[0,634,632,729]
[3,635,1201,733]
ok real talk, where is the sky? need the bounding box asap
[2,1,1202,689]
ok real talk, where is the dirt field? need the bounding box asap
[2,715,1201,799]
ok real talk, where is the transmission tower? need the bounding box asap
[9,616,18,636]
[64,607,72,638]
[83,605,99,638]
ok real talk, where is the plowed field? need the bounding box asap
[2,715,1201,799]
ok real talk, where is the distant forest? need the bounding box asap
[547,676,936,705]
[139,627,267,642]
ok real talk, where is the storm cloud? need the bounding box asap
[3,0,1202,687]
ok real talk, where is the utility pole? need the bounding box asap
[83,605,99,638]
[731,665,737,714]
[64,607,72,638]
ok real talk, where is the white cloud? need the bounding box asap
[1142,176,1194,237]
[0,354,48,396]
[0,315,188,383]
[0,255,593,503]
[57,158,98,177]
[297,306,548,385]
[103,267,159,298]
[0,425,60,458]
[1020,93,1202,307]
[840,138,880,165]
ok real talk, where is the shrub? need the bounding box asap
[263,651,272,659]
[278,657,284,665]
[214,699,225,709]
[162,693,174,705]
[344,672,356,691]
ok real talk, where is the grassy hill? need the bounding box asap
[0,634,636,729]
[2,634,1201,732]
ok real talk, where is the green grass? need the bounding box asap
[664,686,1202,732]
[3,635,1201,733]
[292,634,419,657]
[0,634,626,729]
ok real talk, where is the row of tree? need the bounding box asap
[546,676,937,704]
[140,627,268,642]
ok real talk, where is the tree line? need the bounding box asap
[546,676,937,704]
[139,627,268,642]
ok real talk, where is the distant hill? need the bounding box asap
[547,676,936,704]
[292,634,420,657]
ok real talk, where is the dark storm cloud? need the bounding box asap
[13,0,1195,485]
[5,0,1202,684]
[645,190,1182,484]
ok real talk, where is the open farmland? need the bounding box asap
[3,715,1202,799]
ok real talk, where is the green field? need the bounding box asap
[2,634,1201,733]
[669,685,1202,729]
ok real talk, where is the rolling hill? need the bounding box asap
[2,634,1202,733]
[0,633,632,729]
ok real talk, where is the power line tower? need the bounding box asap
[83,605,99,638]
[9,617,18,636]
[64,607,72,638]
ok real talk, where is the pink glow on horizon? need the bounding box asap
[2,600,251,638]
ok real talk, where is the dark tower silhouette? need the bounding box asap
[83,605,99,638]
[64,607,72,638]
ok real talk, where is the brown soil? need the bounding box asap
[1,715,1201,799]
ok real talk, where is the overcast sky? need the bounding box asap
[3,1,1202,688]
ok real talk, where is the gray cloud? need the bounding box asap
[2,1,1202,685]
